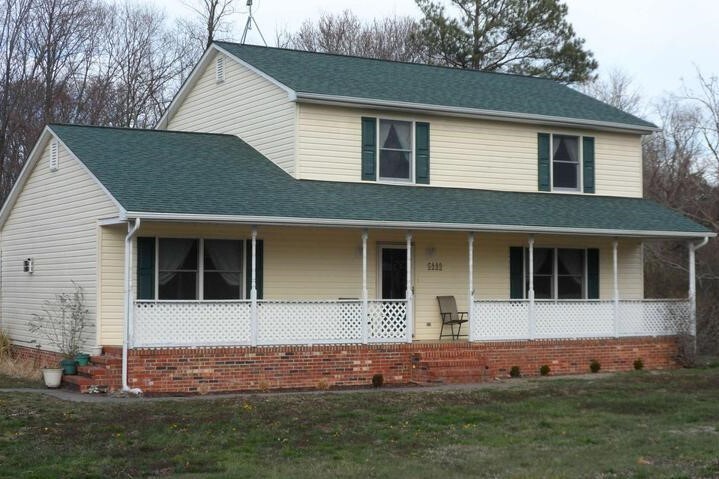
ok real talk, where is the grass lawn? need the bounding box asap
[1,368,718,478]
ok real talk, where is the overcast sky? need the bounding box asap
[159,0,718,114]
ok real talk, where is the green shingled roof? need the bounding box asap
[215,42,656,131]
[49,124,709,237]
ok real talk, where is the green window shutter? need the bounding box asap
[583,136,595,193]
[415,122,430,184]
[245,239,264,300]
[136,237,155,300]
[587,248,599,299]
[537,133,551,191]
[361,117,377,181]
[509,247,524,299]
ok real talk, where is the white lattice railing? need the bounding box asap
[133,300,253,347]
[471,299,690,341]
[133,299,408,347]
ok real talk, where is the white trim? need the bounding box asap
[52,132,127,216]
[295,92,659,135]
[213,44,297,100]
[0,128,125,230]
[125,211,716,239]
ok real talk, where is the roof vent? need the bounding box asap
[49,140,59,172]
[215,55,224,84]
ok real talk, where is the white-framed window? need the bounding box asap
[156,238,243,300]
[551,134,581,191]
[378,118,413,182]
[524,247,587,299]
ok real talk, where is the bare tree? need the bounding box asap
[180,0,235,50]
[286,10,425,63]
[579,68,643,116]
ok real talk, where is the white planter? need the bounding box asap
[89,346,103,356]
[42,368,64,388]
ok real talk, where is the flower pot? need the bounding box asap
[60,358,77,375]
[89,346,103,356]
[42,368,64,388]
[75,353,91,366]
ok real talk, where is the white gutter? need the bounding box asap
[294,92,660,135]
[693,236,710,251]
[124,211,716,240]
[122,218,142,395]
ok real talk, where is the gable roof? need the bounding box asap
[214,42,657,133]
[46,124,710,238]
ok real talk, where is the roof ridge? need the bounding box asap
[49,123,237,138]
[214,41,558,83]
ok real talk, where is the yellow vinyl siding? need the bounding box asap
[0,139,119,351]
[297,103,643,197]
[166,51,296,175]
[98,226,125,346]
[98,224,644,344]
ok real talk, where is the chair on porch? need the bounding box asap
[437,296,468,340]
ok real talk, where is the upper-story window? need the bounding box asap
[538,133,595,194]
[361,117,430,185]
[552,134,580,191]
[379,119,413,181]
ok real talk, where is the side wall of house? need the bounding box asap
[98,224,643,345]
[165,51,296,175]
[296,103,643,197]
[0,138,119,352]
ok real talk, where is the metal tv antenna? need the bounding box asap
[240,0,267,46]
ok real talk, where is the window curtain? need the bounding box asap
[158,239,196,286]
[205,240,242,286]
[553,135,578,162]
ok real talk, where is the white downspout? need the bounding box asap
[688,236,710,344]
[122,218,142,394]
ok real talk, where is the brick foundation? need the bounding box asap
[11,345,64,367]
[11,337,681,394]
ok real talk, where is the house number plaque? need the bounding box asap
[427,261,443,271]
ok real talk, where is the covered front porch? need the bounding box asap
[101,221,703,349]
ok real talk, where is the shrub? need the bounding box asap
[633,358,644,370]
[509,366,521,378]
[27,282,88,359]
[539,364,551,376]
[590,360,601,373]
[371,373,384,388]
[0,329,10,360]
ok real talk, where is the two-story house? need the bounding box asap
[0,42,713,394]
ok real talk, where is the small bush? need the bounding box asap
[590,360,601,373]
[539,364,550,376]
[509,366,521,378]
[371,373,384,388]
[0,329,10,359]
[633,358,644,370]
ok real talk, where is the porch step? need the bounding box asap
[77,365,111,378]
[61,375,100,393]
[90,354,122,366]
[411,348,488,385]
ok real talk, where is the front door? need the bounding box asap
[380,247,407,300]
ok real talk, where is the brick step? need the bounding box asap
[101,346,122,356]
[426,367,488,384]
[418,359,486,369]
[90,354,122,366]
[62,375,99,393]
[412,351,484,360]
[77,365,111,378]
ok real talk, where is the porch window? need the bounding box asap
[525,248,586,299]
[153,238,244,300]
[203,239,243,300]
[379,119,413,181]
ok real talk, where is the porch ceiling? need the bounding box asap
[52,124,713,239]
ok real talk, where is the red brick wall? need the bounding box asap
[126,336,679,395]
[12,337,681,395]
[11,345,65,367]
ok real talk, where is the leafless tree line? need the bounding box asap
[0,0,226,202]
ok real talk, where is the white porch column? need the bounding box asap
[406,231,413,343]
[528,235,535,339]
[612,239,619,337]
[468,232,475,341]
[250,226,258,346]
[688,241,697,338]
[361,229,369,344]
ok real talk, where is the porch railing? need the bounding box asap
[471,299,690,341]
[132,299,408,348]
